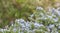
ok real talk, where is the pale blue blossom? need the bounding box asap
[48,24,55,29]
[58,26,60,29]
[36,6,43,10]
[53,18,58,22]
[57,7,60,11]
[34,22,44,28]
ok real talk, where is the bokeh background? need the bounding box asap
[0,0,60,33]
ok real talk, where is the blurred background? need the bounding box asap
[0,0,60,33]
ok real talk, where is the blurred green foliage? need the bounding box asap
[0,0,36,28]
[0,0,60,29]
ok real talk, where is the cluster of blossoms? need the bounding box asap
[0,7,60,33]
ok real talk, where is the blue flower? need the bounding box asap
[57,7,60,11]
[36,6,43,10]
